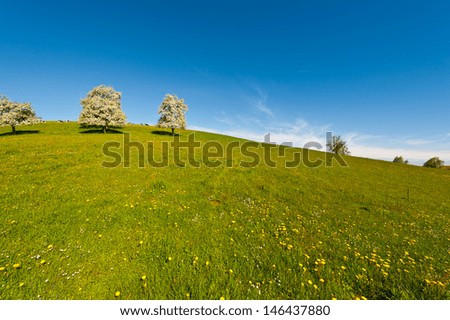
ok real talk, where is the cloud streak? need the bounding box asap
[254,100,274,117]
[246,83,274,118]
[192,84,449,166]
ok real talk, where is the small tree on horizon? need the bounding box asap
[156,94,188,135]
[423,156,444,168]
[326,135,350,155]
[78,85,126,133]
[393,156,408,164]
[0,95,41,134]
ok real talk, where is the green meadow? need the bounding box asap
[0,122,449,299]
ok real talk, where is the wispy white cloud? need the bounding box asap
[405,139,436,146]
[214,111,235,126]
[192,118,450,165]
[254,99,274,117]
[192,118,327,150]
[348,142,450,165]
[246,83,274,118]
[345,133,450,165]
[193,83,450,166]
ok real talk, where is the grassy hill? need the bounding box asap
[0,122,449,299]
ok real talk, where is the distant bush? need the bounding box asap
[326,135,350,155]
[423,156,444,168]
[393,156,408,164]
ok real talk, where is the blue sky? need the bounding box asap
[1,0,449,164]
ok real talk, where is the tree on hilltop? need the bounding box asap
[326,135,350,155]
[78,85,126,133]
[156,94,188,135]
[0,95,41,134]
[393,156,408,164]
[423,156,444,168]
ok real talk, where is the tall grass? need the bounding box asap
[0,122,448,299]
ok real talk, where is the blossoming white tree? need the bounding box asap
[0,95,41,134]
[156,94,188,135]
[78,85,126,133]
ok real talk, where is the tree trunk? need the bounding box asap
[12,125,16,134]
[103,126,107,134]
[171,128,175,136]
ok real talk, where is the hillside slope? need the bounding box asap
[0,122,449,299]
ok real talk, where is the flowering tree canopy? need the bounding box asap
[156,94,188,135]
[0,95,41,134]
[78,85,126,133]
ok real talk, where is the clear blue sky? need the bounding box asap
[1,0,449,164]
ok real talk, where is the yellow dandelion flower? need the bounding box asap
[308,280,313,285]
[98,234,102,238]
[228,269,233,274]
[13,263,20,269]
[0,267,5,271]
[168,257,172,261]
[186,293,190,298]
[205,261,210,266]
[40,260,46,265]
[341,266,346,270]
[139,241,143,245]
[319,278,325,283]
[361,296,367,300]
[313,285,318,290]
[47,244,54,250]
[19,283,24,287]
[141,275,146,281]
[355,297,360,300]
[220,296,225,300]
[331,297,337,300]
[115,291,121,297]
